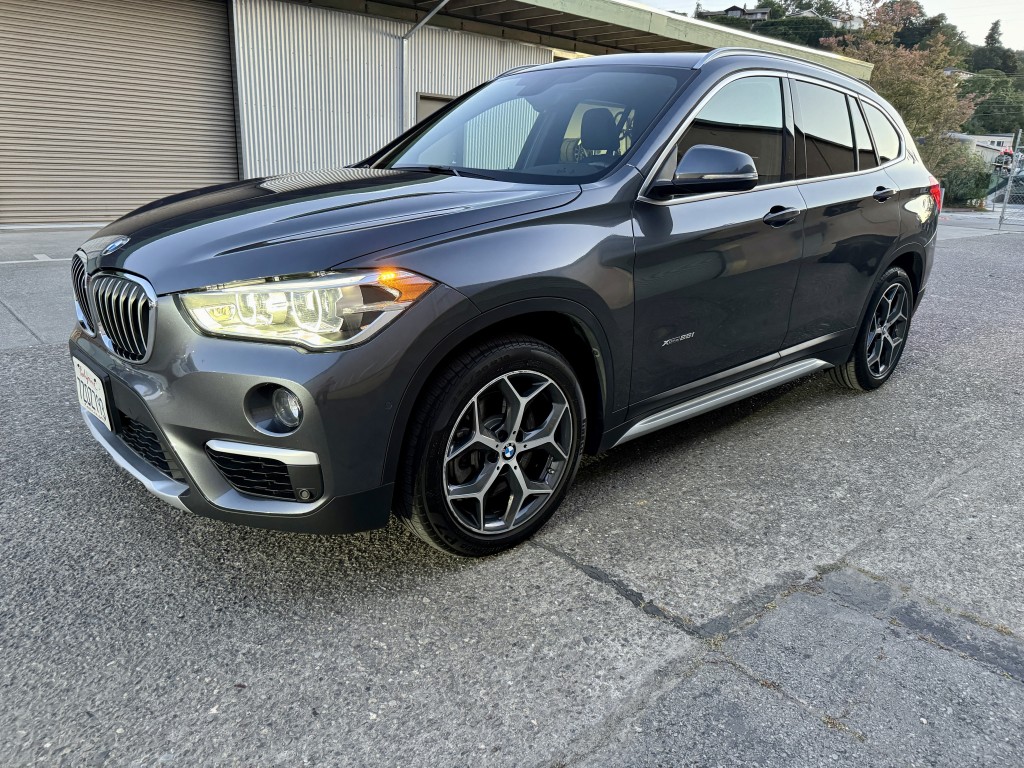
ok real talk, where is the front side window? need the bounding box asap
[863,103,902,164]
[661,76,785,186]
[793,80,855,178]
[382,67,687,184]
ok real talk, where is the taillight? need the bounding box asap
[928,174,942,212]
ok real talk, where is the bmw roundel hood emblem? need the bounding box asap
[101,236,130,256]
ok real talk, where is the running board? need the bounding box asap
[613,358,832,447]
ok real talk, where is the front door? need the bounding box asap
[630,74,805,409]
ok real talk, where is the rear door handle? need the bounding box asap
[873,187,896,202]
[762,206,802,227]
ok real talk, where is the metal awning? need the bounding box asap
[319,0,873,80]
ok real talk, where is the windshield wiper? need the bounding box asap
[391,164,497,181]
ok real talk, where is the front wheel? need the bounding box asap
[397,336,586,556]
[830,266,914,391]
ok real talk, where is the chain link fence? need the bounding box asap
[996,131,1023,230]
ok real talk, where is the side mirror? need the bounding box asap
[651,144,759,197]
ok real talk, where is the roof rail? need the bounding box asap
[696,47,871,84]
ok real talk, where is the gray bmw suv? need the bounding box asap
[70,49,939,556]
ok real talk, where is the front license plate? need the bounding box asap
[74,357,113,432]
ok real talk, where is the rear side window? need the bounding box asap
[863,103,901,164]
[849,99,878,170]
[793,80,855,178]
[667,76,785,186]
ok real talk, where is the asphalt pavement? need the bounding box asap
[1,217,1023,766]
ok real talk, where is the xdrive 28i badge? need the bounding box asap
[662,332,695,347]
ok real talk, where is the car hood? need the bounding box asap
[81,167,580,294]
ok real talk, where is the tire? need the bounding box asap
[396,336,586,557]
[829,266,914,391]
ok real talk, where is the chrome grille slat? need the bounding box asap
[129,285,145,358]
[125,288,140,358]
[117,282,133,357]
[71,253,94,333]
[90,273,155,363]
[109,280,124,349]
[95,279,113,338]
[115,282,132,356]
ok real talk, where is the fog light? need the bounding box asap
[272,387,303,430]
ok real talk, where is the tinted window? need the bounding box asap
[850,98,877,170]
[385,67,685,184]
[793,81,855,178]
[667,76,785,186]
[863,103,901,163]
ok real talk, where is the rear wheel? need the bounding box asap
[397,336,586,556]
[829,266,913,391]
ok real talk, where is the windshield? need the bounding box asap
[381,66,689,184]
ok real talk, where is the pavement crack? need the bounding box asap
[531,541,701,638]
[692,566,830,639]
[534,541,843,645]
[711,653,868,743]
[0,295,42,344]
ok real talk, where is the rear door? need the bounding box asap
[785,79,902,349]
[630,74,805,409]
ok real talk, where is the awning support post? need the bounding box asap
[399,0,452,134]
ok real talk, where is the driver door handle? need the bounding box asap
[762,206,802,227]
[873,187,896,202]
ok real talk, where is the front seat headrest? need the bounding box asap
[580,108,620,153]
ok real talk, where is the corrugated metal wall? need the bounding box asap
[0,0,238,224]
[233,0,552,178]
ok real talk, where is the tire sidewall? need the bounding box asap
[853,266,913,390]
[415,341,586,555]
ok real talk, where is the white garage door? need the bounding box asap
[0,0,238,224]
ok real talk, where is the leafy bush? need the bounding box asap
[926,139,992,205]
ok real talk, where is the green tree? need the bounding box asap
[761,0,788,20]
[894,13,971,62]
[970,19,1018,74]
[984,20,1001,48]
[871,0,926,33]
[961,71,1024,133]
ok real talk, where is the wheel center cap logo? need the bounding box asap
[502,444,516,460]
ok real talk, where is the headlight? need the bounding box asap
[178,270,435,349]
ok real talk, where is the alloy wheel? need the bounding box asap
[443,370,574,535]
[866,283,909,378]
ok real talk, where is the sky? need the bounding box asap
[642,0,1024,50]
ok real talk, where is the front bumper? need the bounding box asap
[72,343,394,533]
[69,283,474,534]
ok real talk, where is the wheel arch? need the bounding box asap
[381,299,616,489]
[887,249,924,301]
[851,246,924,331]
